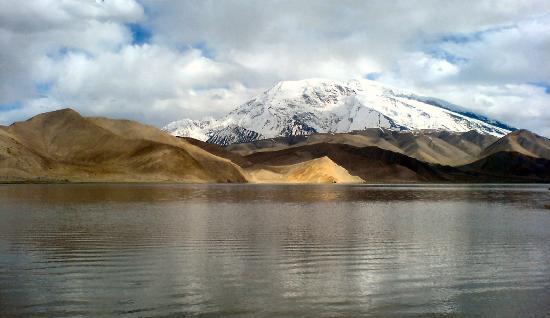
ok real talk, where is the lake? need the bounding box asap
[0,184,549,317]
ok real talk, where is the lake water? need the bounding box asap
[0,184,549,317]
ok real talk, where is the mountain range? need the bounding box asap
[164,78,514,145]
[1,80,549,184]
[218,128,550,183]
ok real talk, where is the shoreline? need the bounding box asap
[2,180,549,185]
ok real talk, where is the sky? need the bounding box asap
[0,0,549,136]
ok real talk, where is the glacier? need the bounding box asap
[163,78,514,145]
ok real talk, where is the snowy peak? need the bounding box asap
[207,125,264,146]
[163,79,514,145]
[162,117,216,141]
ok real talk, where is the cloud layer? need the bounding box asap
[1,0,549,136]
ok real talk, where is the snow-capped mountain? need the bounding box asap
[163,78,514,145]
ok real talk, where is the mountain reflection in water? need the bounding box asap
[0,184,549,317]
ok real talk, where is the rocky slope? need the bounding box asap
[480,129,550,160]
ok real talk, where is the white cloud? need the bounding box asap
[0,0,142,103]
[0,0,549,136]
[435,16,550,84]
[4,45,259,125]
[0,0,143,30]
[397,83,550,137]
[396,52,460,83]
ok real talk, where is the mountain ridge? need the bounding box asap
[480,129,550,159]
[226,128,500,166]
[2,109,548,184]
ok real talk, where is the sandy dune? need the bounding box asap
[247,156,363,183]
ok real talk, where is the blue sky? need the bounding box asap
[128,23,151,45]
[0,0,549,136]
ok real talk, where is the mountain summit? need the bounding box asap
[163,79,514,145]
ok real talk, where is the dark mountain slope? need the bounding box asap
[227,128,498,166]
[244,143,465,182]
[459,151,550,181]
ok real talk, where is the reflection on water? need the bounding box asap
[0,184,549,317]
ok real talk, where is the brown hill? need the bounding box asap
[242,141,550,183]
[227,128,498,166]
[0,126,52,180]
[0,109,247,183]
[179,137,365,184]
[1,109,361,184]
[480,129,550,160]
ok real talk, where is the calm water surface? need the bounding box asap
[0,184,549,317]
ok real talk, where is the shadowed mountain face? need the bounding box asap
[238,142,550,183]
[219,129,550,183]
[460,151,550,180]
[227,128,498,166]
